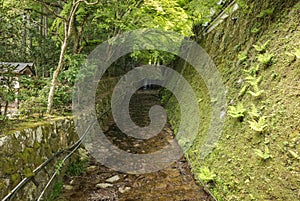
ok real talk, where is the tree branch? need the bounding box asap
[33,0,66,20]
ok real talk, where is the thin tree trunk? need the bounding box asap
[46,0,98,114]
[47,36,68,114]
[4,101,8,118]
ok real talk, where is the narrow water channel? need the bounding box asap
[59,89,211,201]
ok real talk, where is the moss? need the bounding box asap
[4,116,72,135]
[0,180,6,191]
[33,141,40,149]
[11,173,21,187]
[20,147,35,162]
[23,167,34,178]
[164,1,300,200]
[2,158,16,175]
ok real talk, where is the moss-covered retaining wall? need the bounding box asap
[0,118,76,200]
[0,77,119,200]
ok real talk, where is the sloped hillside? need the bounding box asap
[164,0,300,200]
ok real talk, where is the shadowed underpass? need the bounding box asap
[59,89,211,201]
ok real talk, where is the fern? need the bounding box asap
[228,103,247,121]
[248,104,260,120]
[292,48,300,59]
[238,51,248,62]
[247,89,264,97]
[288,150,300,159]
[55,160,64,175]
[253,40,270,53]
[256,8,274,18]
[245,75,264,97]
[245,75,262,86]
[197,167,216,183]
[248,117,267,132]
[239,85,248,97]
[254,146,272,160]
[257,52,274,66]
[243,65,260,76]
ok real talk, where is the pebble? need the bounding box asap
[86,165,97,173]
[63,185,74,191]
[106,175,121,183]
[96,183,113,188]
[118,186,131,193]
[155,183,167,189]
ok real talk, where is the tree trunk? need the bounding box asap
[46,0,98,114]
[4,101,8,118]
[46,36,68,114]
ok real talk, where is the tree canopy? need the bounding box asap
[0,0,226,115]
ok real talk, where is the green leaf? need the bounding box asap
[228,103,247,119]
[197,166,216,183]
[254,146,272,160]
[248,117,267,132]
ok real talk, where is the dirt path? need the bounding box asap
[59,90,211,201]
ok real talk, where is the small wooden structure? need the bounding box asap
[0,62,35,115]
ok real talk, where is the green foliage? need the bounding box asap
[251,22,262,34]
[292,48,300,59]
[236,0,249,10]
[251,27,260,34]
[256,8,274,18]
[254,146,272,160]
[248,104,260,120]
[248,117,267,133]
[18,77,48,118]
[247,89,264,97]
[257,52,274,66]
[244,74,264,98]
[141,0,193,36]
[243,65,260,76]
[238,85,248,97]
[47,181,63,201]
[186,0,222,25]
[0,64,18,118]
[65,158,88,177]
[228,103,246,121]
[253,40,270,53]
[238,51,248,62]
[197,166,216,183]
[288,150,300,160]
[59,54,85,85]
[55,160,64,175]
[245,75,262,86]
